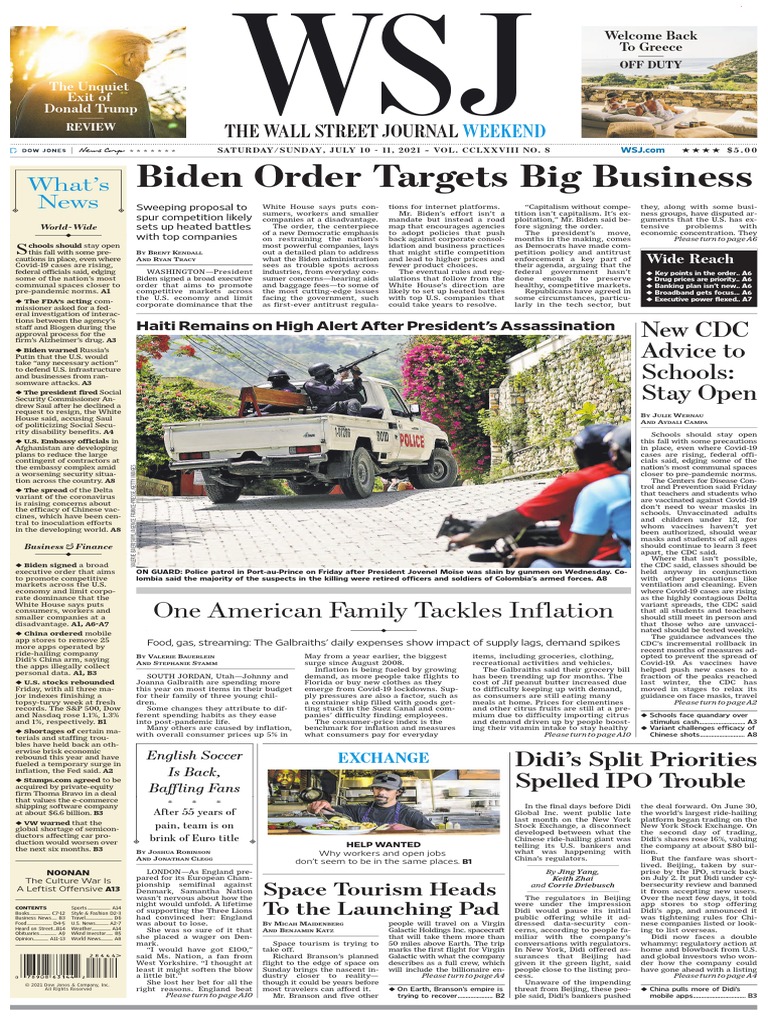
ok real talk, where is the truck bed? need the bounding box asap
[165,411,389,462]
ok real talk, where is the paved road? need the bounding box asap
[136,480,551,569]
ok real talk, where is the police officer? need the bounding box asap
[254,368,300,415]
[304,362,366,415]
[306,772,437,831]
[266,368,298,391]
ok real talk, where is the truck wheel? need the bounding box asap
[202,471,243,504]
[407,449,459,490]
[339,448,376,499]
[288,480,335,496]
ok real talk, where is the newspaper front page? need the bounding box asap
[7,0,761,1018]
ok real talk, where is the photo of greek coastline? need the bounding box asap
[582,25,757,139]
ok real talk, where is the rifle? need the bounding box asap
[335,348,389,375]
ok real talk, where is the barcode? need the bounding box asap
[20,953,80,978]
[86,956,118,978]
[19,954,118,979]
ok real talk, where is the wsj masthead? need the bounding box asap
[219,9,541,145]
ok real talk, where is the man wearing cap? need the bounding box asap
[451,424,622,562]
[512,424,632,568]
[306,773,437,831]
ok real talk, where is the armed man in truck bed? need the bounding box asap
[255,369,301,415]
[304,362,383,418]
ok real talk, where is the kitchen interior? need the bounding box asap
[268,768,501,831]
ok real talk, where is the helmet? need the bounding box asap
[371,772,402,790]
[606,423,631,467]
[569,423,615,469]
[267,368,291,383]
[308,362,335,385]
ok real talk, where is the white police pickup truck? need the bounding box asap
[163,376,458,503]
